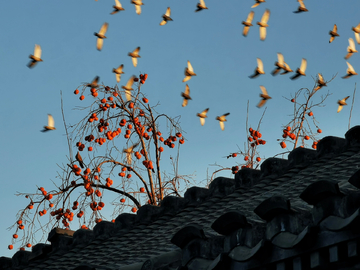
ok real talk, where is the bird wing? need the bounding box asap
[133,47,140,56]
[182,99,188,107]
[344,96,350,101]
[115,64,124,73]
[125,76,135,89]
[329,36,334,43]
[333,24,337,33]
[355,33,360,44]
[260,26,266,41]
[257,99,266,108]
[246,11,254,23]
[349,38,356,51]
[199,0,206,8]
[219,121,225,131]
[346,61,355,72]
[115,0,121,7]
[200,117,205,126]
[187,61,194,72]
[261,9,270,24]
[182,76,191,82]
[257,58,264,72]
[132,57,138,67]
[277,53,284,66]
[165,7,171,16]
[318,73,324,84]
[48,114,55,128]
[259,85,267,95]
[160,20,167,26]
[202,108,209,115]
[96,38,103,51]
[116,73,121,83]
[99,23,108,35]
[300,58,307,73]
[243,26,250,36]
[125,90,132,101]
[184,84,190,96]
[34,44,42,58]
[135,4,141,15]
[299,0,306,9]
[251,2,260,8]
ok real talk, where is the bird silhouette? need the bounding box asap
[160,7,172,25]
[249,58,265,78]
[257,9,270,41]
[290,58,307,80]
[195,0,208,12]
[181,84,191,107]
[251,0,265,8]
[111,0,124,14]
[128,47,141,67]
[28,44,43,68]
[242,11,254,36]
[314,73,327,91]
[257,86,271,108]
[183,61,196,82]
[131,0,144,15]
[75,152,85,169]
[86,76,99,88]
[329,24,339,43]
[41,114,56,132]
[121,76,135,100]
[123,143,139,164]
[94,22,108,51]
[294,0,308,13]
[345,38,357,59]
[197,108,209,126]
[216,113,230,131]
[271,53,285,76]
[342,61,358,79]
[337,96,350,112]
[113,64,124,83]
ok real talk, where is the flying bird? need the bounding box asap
[121,76,135,100]
[271,53,285,76]
[131,0,144,15]
[242,11,254,36]
[160,7,172,25]
[290,58,307,80]
[281,62,293,75]
[294,0,308,13]
[345,38,357,59]
[314,73,326,91]
[28,44,43,68]
[94,22,108,51]
[123,143,139,164]
[257,86,271,108]
[342,61,357,79]
[329,24,339,43]
[111,0,124,14]
[183,61,196,82]
[216,113,230,131]
[257,9,270,41]
[195,0,208,12]
[249,58,265,78]
[337,96,350,113]
[197,108,209,126]
[86,76,100,88]
[251,0,265,8]
[113,64,124,83]
[181,84,191,107]
[352,23,360,44]
[128,47,141,67]
[75,152,85,169]
[41,114,56,132]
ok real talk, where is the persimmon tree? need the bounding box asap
[9,73,191,250]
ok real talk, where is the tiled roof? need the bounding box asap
[1,126,360,270]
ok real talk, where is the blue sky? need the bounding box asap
[1,0,360,257]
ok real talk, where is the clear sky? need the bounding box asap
[1,0,360,257]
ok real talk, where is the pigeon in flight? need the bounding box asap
[294,0,308,13]
[242,11,254,36]
[94,22,108,51]
[195,0,208,12]
[197,108,209,126]
[337,96,350,113]
[183,61,196,82]
[121,76,135,100]
[41,114,56,132]
[123,143,139,164]
[251,0,265,8]
[290,58,307,80]
[160,7,172,25]
[128,47,141,67]
[181,84,191,107]
[75,152,85,169]
[113,64,124,83]
[314,73,327,91]
[257,9,270,41]
[111,0,124,14]
[342,62,358,79]
[271,53,285,76]
[28,44,43,68]
[257,86,271,108]
[345,38,357,59]
[249,58,265,78]
[216,113,230,131]
[329,24,339,43]
[131,0,144,15]
[86,76,99,88]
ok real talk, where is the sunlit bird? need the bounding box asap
[257,9,270,41]
[257,86,271,108]
[131,0,144,15]
[94,22,108,51]
[281,62,293,75]
[160,7,172,25]
[216,113,230,131]
[271,53,285,76]
[86,76,99,88]
[251,0,265,8]
[195,0,208,12]
[123,143,139,164]
[352,23,360,44]
[337,96,350,113]
[294,0,308,13]
[329,24,339,43]
[290,58,307,80]
[113,64,124,83]
[314,73,327,91]
[111,0,124,14]
[242,11,254,36]
[128,47,141,67]
[181,84,191,107]
[345,38,357,59]
[28,44,43,68]
[121,76,135,100]
[75,152,85,169]
[342,61,357,79]
[41,114,56,132]
[197,108,209,126]
[183,61,196,82]
[249,58,265,78]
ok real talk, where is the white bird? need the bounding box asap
[251,0,265,8]
[342,62,358,79]
[337,96,350,113]
[113,64,124,83]
[121,76,135,100]
[329,24,339,43]
[257,9,270,41]
[181,84,191,107]
[41,114,55,132]
[195,0,208,12]
[86,76,100,88]
[111,0,124,14]
[94,22,108,51]
[314,73,326,91]
[216,113,230,131]
[257,86,271,108]
[294,0,308,13]
[183,61,196,82]
[128,47,141,67]
[345,38,357,59]
[123,142,139,164]
[160,7,172,25]
[28,44,43,68]
[290,58,307,80]
[249,58,265,78]
[242,11,254,37]
[197,108,209,126]
[271,53,285,76]
[131,0,144,15]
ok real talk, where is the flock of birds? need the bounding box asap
[26,0,359,132]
